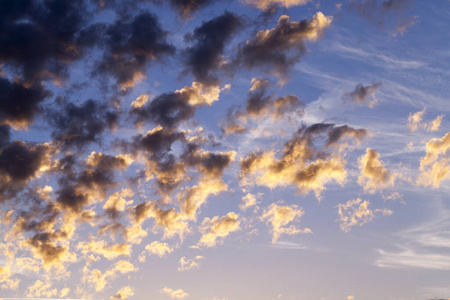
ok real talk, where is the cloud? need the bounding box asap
[161,287,189,299]
[240,123,368,199]
[376,249,450,270]
[223,78,305,135]
[245,0,311,10]
[184,12,242,84]
[349,0,414,31]
[48,99,119,149]
[145,241,174,257]
[0,141,53,202]
[82,260,137,292]
[417,132,450,188]
[260,202,311,243]
[358,148,396,193]
[111,286,135,300]
[0,0,91,84]
[26,279,58,298]
[239,192,262,211]
[178,255,204,271]
[236,12,332,79]
[97,12,175,88]
[337,198,392,232]
[198,212,241,247]
[77,238,132,260]
[0,78,52,129]
[131,81,228,129]
[342,82,381,108]
[167,0,217,15]
[407,109,444,132]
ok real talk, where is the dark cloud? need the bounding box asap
[343,82,381,107]
[131,91,195,128]
[167,0,218,15]
[0,78,52,128]
[349,0,414,28]
[0,0,90,84]
[222,78,304,134]
[184,12,242,84]
[98,12,175,88]
[0,125,11,148]
[48,99,118,149]
[236,12,332,79]
[55,153,130,212]
[0,141,52,202]
[325,125,368,148]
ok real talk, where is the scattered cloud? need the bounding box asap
[161,287,189,299]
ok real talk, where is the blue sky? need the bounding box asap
[0,0,449,299]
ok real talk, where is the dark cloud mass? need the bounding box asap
[236,12,331,78]
[98,12,175,87]
[0,78,52,128]
[0,141,52,201]
[48,99,118,149]
[0,0,88,84]
[184,12,242,84]
[168,0,218,15]
[131,91,195,128]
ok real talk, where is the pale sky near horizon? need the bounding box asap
[0,0,449,300]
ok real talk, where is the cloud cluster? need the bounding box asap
[407,109,444,132]
[260,202,311,243]
[240,123,368,199]
[342,82,381,108]
[198,212,241,247]
[337,198,392,232]
[358,148,396,193]
[160,287,189,299]
[245,0,311,10]
[417,132,450,188]
[236,12,332,79]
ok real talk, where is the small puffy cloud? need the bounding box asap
[417,132,450,188]
[260,202,311,243]
[178,255,204,271]
[77,238,132,260]
[26,279,58,298]
[240,193,262,211]
[83,260,137,292]
[103,188,134,212]
[245,0,311,10]
[161,287,189,299]
[358,148,396,193]
[237,12,332,79]
[408,109,444,132]
[111,286,134,300]
[337,198,393,232]
[184,12,242,84]
[198,212,241,247]
[145,241,174,257]
[343,82,381,108]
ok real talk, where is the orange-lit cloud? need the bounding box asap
[198,212,241,247]
[111,286,135,300]
[260,202,311,243]
[160,287,189,299]
[408,109,444,132]
[178,255,204,271]
[337,198,393,232]
[245,0,310,10]
[145,241,174,257]
[417,132,450,188]
[358,148,396,193]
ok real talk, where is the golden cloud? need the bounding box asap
[198,212,241,247]
[260,202,311,243]
[358,148,396,193]
[337,198,393,233]
[417,132,450,187]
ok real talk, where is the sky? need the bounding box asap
[0,0,449,299]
